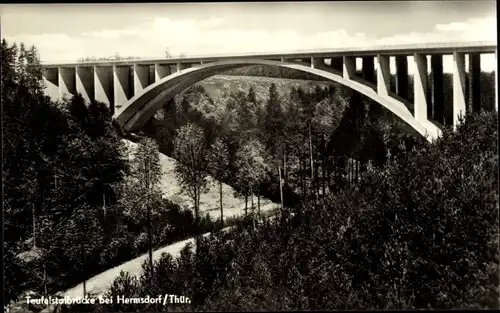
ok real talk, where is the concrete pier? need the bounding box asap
[468,53,481,113]
[95,66,114,111]
[59,67,75,99]
[76,66,94,103]
[113,65,130,110]
[452,51,467,129]
[413,53,428,121]
[431,55,444,124]
[376,54,390,96]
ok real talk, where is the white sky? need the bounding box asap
[0,2,497,73]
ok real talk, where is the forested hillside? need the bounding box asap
[3,40,258,312]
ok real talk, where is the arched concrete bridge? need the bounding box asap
[42,41,497,142]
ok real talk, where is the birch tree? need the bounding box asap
[130,137,162,275]
[173,123,209,240]
[234,139,269,226]
[207,137,230,228]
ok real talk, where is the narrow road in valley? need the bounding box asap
[9,202,278,313]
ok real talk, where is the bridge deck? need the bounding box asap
[41,41,496,68]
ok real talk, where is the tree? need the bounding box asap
[173,123,209,244]
[130,137,163,276]
[234,139,270,227]
[263,83,285,157]
[207,138,230,228]
[234,91,256,138]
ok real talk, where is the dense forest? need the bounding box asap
[3,41,238,312]
[3,39,498,312]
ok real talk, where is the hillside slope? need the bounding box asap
[124,139,277,221]
[185,74,335,105]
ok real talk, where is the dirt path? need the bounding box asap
[59,203,277,300]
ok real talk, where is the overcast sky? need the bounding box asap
[1,2,497,72]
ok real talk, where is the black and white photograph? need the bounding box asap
[2,1,498,312]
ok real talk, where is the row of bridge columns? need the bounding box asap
[306,51,495,128]
[44,61,205,114]
[46,51,495,126]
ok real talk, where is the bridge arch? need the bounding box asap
[113,59,441,141]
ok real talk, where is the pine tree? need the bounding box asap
[264,83,285,157]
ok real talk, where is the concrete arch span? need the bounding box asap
[113,59,441,142]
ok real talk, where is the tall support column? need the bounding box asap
[58,67,76,99]
[362,56,375,83]
[43,68,59,100]
[331,56,343,72]
[94,66,113,111]
[280,56,285,62]
[176,63,182,72]
[431,54,444,124]
[154,63,170,82]
[76,66,94,104]
[452,51,467,128]
[376,54,390,96]
[343,56,356,80]
[133,64,149,96]
[395,55,408,99]
[468,53,481,113]
[413,53,428,121]
[311,56,323,69]
[113,65,130,109]
[496,48,498,112]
